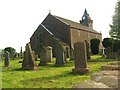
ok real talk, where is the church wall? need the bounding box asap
[70,27,102,49]
[30,26,54,56]
[42,14,71,45]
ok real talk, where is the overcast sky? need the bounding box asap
[0,0,117,52]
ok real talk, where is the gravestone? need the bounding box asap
[70,48,74,60]
[35,55,38,61]
[46,46,52,62]
[39,46,47,66]
[72,42,89,74]
[20,47,23,58]
[55,43,65,66]
[4,51,9,67]
[85,40,91,61]
[105,47,112,59]
[22,43,37,70]
[66,47,70,58]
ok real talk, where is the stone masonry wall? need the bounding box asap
[70,27,102,49]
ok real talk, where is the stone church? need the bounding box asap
[30,9,102,56]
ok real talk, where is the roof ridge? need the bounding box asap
[54,15,80,24]
[52,14,100,34]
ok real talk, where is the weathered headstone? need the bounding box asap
[91,71,119,88]
[72,42,89,74]
[55,43,65,66]
[66,47,70,58]
[20,47,23,58]
[85,40,91,61]
[105,47,114,59]
[39,46,47,66]
[46,46,52,62]
[22,43,37,70]
[35,55,38,61]
[72,80,109,88]
[4,51,9,67]
[70,48,74,60]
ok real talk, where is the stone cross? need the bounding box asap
[72,42,89,74]
[4,51,10,67]
[102,47,106,57]
[22,43,37,70]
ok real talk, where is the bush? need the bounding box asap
[102,38,120,52]
[90,39,100,54]
[102,38,112,48]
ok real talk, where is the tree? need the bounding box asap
[90,39,100,54]
[4,47,16,54]
[4,47,16,58]
[109,1,120,40]
[102,38,112,48]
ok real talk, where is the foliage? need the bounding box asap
[4,47,16,54]
[102,38,120,52]
[90,39,100,54]
[111,39,120,52]
[102,38,112,48]
[1,55,115,88]
[109,1,120,40]
[4,47,16,58]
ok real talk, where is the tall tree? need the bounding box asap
[110,1,120,40]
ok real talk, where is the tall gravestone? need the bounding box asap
[70,48,74,60]
[105,47,112,59]
[35,55,38,61]
[55,43,65,66]
[46,46,52,62]
[22,43,37,70]
[66,47,70,58]
[39,46,47,66]
[20,47,23,58]
[72,42,89,74]
[4,51,9,67]
[85,40,91,61]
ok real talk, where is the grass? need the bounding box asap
[1,55,118,88]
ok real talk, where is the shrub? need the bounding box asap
[102,38,112,48]
[90,39,100,54]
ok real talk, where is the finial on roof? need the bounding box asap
[49,10,51,14]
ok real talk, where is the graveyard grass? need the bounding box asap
[1,55,118,88]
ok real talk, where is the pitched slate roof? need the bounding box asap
[53,15,100,34]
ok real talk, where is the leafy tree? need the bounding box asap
[4,47,16,59]
[90,39,100,54]
[4,47,16,54]
[102,38,112,48]
[109,1,120,40]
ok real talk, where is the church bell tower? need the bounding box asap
[80,9,93,28]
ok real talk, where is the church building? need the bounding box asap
[30,9,102,56]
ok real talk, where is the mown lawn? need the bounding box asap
[0,55,117,88]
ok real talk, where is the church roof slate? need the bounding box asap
[53,15,100,34]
